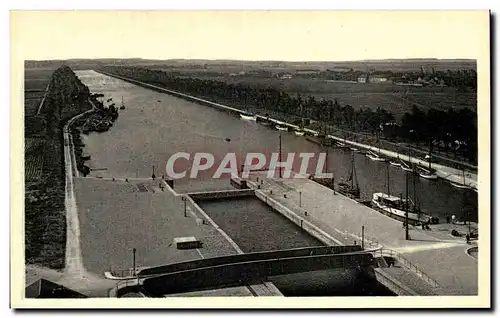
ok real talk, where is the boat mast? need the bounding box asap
[412,172,420,221]
[428,139,432,170]
[405,171,410,240]
[278,132,282,178]
[386,164,390,197]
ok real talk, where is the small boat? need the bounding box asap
[389,160,401,167]
[450,181,471,189]
[338,154,361,199]
[276,125,289,132]
[366,151,387,162]
[294,130,305,136]
[415,166,438,180]
[400,159,413,172]
[449,168,472,190]
[335,141,350,150]
[240,113,257,121]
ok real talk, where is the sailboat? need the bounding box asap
[366,134,387,162]
[390,144,402,166]
[450,166,471,189]
[120,96,125,110]
[294,118,306,136]
[366,150,387,162]
[338,154,361,199]
[400,146,414,172]
[371,166,436,225]
[416,152,438,180]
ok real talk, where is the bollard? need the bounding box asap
[284,194,287,198]
[270,190,273,194]
[125,178,128,182]
[304,211,308,216]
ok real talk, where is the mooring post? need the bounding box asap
[182,196,187,217]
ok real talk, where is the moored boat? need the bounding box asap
[371,192,438,225]
[366,150,387,162]
[415,166,438,180]
[389,160,401,167]
[240,113,257,121]
[400,159,413,172]
[294,130,305,136]
[337,154,361,199]
[276,125,289,132]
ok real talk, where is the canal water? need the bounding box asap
[198,197,395,296]
[75,70,478,222]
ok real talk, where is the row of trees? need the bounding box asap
[100,66,477,163]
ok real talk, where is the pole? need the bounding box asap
[132,248,136,276]
[361,225,365,250]
[279,132,282,178]
[387,165,390,197]
[405,171,410,240]
[299,191,302,207]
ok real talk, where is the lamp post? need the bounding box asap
[181,196,187,217]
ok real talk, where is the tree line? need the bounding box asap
[100,66,477,163]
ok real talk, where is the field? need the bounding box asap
[172,74,476,121]
[24,68,54,123]
[25,138,46,181]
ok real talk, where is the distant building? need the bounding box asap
[278,73,293,79]
[369,75,388,83]
[357,74,368,83]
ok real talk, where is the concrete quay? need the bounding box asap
[245,172,478,296]
[73,177,282,297]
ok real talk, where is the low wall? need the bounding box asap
[188,189,254,201]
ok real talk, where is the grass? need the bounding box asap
[25,138,46,181]
[24,99,42,118]
[25,79,50,91]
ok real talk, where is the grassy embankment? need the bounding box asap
[24,65,93,269]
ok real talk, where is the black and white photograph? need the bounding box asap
[10,9,491,309]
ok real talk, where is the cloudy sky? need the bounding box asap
[11,10,489,61]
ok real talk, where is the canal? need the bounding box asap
[75,70,478,223]
[198,196,395,296]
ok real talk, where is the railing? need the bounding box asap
[376,248,440,288]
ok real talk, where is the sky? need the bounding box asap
[11,10,489,62]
